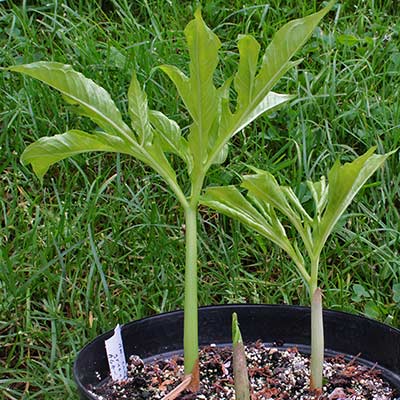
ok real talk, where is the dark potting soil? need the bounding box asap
[90,342,398,400]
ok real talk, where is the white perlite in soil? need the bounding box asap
[90,342,398,400]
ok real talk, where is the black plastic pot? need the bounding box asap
[74,304,400,399]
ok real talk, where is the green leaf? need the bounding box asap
[234,35,261,111]
[158,64,191,109]
[232,91,295,136]
[144,139,181,188]
[9,62,185,204]
[128,71,152,146]
[209,78,233,166]
[307,177,328,218]
[206,1,334,167]
[232,33,296,130]
[208,91,294,168]
[207,1,335,164]
[185,8,221,163]
[8,62,133,141]
[315,147,390,254]
[20,129,130,181]
[282,186,313,224]
[255,0,335,95]
[148,110,192,169]
[202,184,311,282]
[125,75,184,204]
[201,186,294,258]
[211,143,229,165]
[241,172,314,262]
[160,3,334,181]
[160,8,220,171]
[241,172,301,226]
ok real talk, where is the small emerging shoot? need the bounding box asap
[232,313,250,400]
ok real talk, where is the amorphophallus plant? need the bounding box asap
[201,146,392,389]
[7,3,334,392]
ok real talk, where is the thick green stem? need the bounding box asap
[310,287,324,389]
[183,205,198,376]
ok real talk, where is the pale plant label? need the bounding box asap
[105,324,127,381]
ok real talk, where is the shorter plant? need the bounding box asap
[202,147,391,389]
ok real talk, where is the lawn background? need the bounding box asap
[1,0,399,398]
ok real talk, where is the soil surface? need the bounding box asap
[90,342,398,400]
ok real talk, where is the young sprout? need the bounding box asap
[202,147,391,389]
[232,312,251,400]
[6,3,334,391]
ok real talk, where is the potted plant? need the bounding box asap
[5,2,400,399]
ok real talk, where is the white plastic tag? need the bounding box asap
[105,324,128,381]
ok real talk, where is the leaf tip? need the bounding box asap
[20,149,31,169]
[232,312,243,345]
[21,147,47,182]
[194,6,202,19]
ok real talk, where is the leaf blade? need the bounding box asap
[149,110,192,167]
[186,8,221,172]
[201,186,293,255]
[160,8,221,174]
[234,35,261,111]
[315,147,390,253]
[206,2,334,169]
[9,62,133,141]
[202,185,310,281]
[255,0,335,95]
[241,172,298,222]
[128,71,152,146]
[21,129,131,181]
[233,91,295,136]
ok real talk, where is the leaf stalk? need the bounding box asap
[310,287,324,390]
[183,205,198,377]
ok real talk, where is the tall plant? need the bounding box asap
[7,3,334,389]
[201,147,391,389]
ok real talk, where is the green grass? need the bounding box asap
[1,0,399,398]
